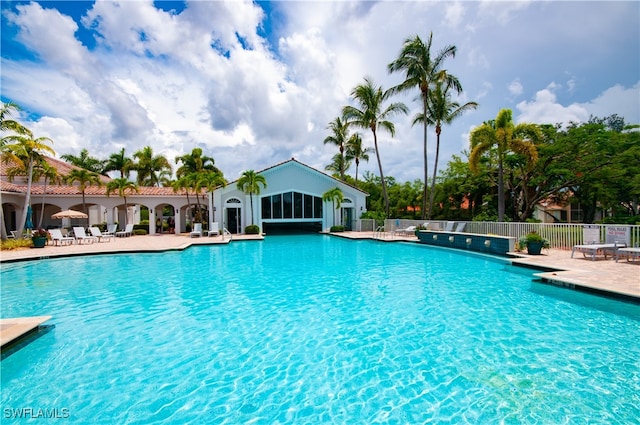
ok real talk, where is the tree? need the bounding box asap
[104,148,134,178]
[323,116,351,180]
[133,146,172,187]
[66,168,103,227]
[61,149,105,174]
[196,171,227,227]
[388,33,461,219]
[33,160,62,228]
[323,187,344,226]
[106,178,139,226]
[345,132,373,186]
[421,81,477,219]
[342,77,408,217]
[1,102,31,143]
[175,147,219,177]
[236,170,267,226]
[469,109,541,221]
[325,153,352,178]
[175,148,219,221]
[1,132,55,236]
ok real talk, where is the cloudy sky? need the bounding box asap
[1,1,638,183]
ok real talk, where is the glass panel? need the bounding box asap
[304,194,313,219]
[294,192,303,218]
[272,194,282,219]
[261,196,271,219]
[283,192,293,219]
[314,196,323,218]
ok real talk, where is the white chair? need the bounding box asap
[50,229,74,246]
[206,222,220,237]
[190,223,203,238]
[103,224,117,235]
[116,224,134,237]
[73,227,98,244]
[89,226,115,243]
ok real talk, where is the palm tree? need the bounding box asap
[325,153,352,178]
[175,147,219,177]
[323,116,351,180]
[196,170,227,227]
[1,101,31,143]
[342,77,408,217]
[61,149,105,174]
[345,132,373,186]
[1,132,55,236]
[33,160,61,228]
[106,178,139,226]
[388,33,461,219]
[66,168,103,227]
[1,101,32,240]
[419,81,477,219]
[322,187,344,226]
[236,170,267,226]
[104,148,134,178]
[469,109,541,221]
[133,146,172,187]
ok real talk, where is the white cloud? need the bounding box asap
[516,84,589,125]
[1,0,638,184]
[508,79,523,97]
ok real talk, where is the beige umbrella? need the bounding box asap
[51,209,88,219]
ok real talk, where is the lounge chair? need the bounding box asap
[50,228,74,246]
[616,247,640,263]
[73,227,98,244]
[103,224,117,236]
[206,222,220,237]
[190,223,202,238]
[571,240,626,261]
[116,224,134,237]
[444,221,456,232]
[394,225,416,236]
[89,226,115,243]
[453,222,466,232]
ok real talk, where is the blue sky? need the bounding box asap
[1,1,638,183]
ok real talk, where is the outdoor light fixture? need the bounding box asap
[432,234,438,240]
[485,240,491,247]
[466,238,472,245]
[449,236,454,243]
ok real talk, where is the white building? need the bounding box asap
[212,159,368,234]
[2,156,368,236]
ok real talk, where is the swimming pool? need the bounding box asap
[2,235,639,423]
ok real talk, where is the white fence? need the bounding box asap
[357,219,640,251]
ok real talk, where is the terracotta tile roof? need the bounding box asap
[1,156,195,197]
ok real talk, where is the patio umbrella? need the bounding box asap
[51,209,88,219]
[25,206,34,229]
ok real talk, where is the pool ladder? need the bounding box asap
[373,225,391,240]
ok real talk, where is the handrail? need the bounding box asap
[221,227,233,241]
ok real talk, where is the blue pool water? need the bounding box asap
[1,235,639,424]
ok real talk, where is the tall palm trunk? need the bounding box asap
[497,157,505,222]
[372,129,389,216]
[17,158,35,235]
[422,95,429,220]
[428,125,441,220]
[38,177,48,228]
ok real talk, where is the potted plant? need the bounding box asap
[518,231,549,255]
[31,228,49,248]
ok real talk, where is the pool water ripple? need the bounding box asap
[1,235,639,423]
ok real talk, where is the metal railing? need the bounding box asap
[356,219,640,250]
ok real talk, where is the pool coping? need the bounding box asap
[0,316,52,349]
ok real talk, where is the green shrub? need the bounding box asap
[133,229,147,235]
[244,225,261,234]
[330,225,345,232]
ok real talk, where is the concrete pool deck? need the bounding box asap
[1,231,638,302]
